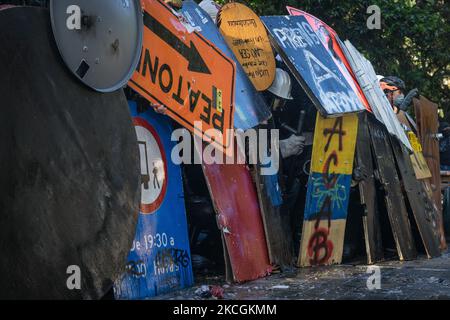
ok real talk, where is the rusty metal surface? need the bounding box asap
[368,116,417,261]
[389,136,441,258]
[202,158,272,282]
[414,97,447,250]
[356,113,383,264]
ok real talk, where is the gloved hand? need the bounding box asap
[394,88,419,111]
[280,135,305,159]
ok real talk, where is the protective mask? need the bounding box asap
[394,94,405,109]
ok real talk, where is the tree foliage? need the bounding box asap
[217,0,450,119]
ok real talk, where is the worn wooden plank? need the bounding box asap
[389,136,441,258]
[341,41,412,149]
[355,113,384,264]
[252,164,295,268]
[414,96,447,250]
[298,113,358,267]
[367,116,417,261]
[406,131,432,180]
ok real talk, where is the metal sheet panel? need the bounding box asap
[114,101,194,299]
[202,156,272,282]
[261,16,366,116]
[286,6,372,113]
[181,0,272,130]
[341,40,412,150]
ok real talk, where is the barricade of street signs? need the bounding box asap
[1,0,445,299]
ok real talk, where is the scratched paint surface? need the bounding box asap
[299,114,358,267]
[261,16,365,116]
[114,101,193,299]
[180,0,271,130]
[286,6,371,113]
[202,157,272,282]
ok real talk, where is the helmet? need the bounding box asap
[268,68,293,100]
[380,76,406,93]
[199,0,221,23]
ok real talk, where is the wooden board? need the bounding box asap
[406,131,432,180]
[389,136,441,258]
[414,96,447,249]
[202,148,272,282]
[355,113,383,264]
[129,0,236,152]
[298,114,358,267]
[217,2,275,91]
[0,7,140,299]
[252,162,294,268]
[367,116,417,261]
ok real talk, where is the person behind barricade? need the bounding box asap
[379,75,419,130]
[263,66,316,252]
[380,76,406,114]
[266,68,307,159]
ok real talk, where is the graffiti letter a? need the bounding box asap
[366,5,381,30]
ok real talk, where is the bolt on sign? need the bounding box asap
[129,0,236,152]
[261,15,365,116]
[217,2,276,91]
[298,113,358,267]
[114,101,194,299]
[286,6,372,113]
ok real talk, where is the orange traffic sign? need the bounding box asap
[129,0,236,150]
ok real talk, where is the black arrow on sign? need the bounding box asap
[143,11,211,75]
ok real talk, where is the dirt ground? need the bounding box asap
[155,251,450,300]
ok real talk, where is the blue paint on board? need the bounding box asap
[114,101,194,299]
[303,172,351,221]
[261,15,364,116]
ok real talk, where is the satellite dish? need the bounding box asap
[50,0,143,92]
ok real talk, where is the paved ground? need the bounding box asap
[156,251,450,300]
